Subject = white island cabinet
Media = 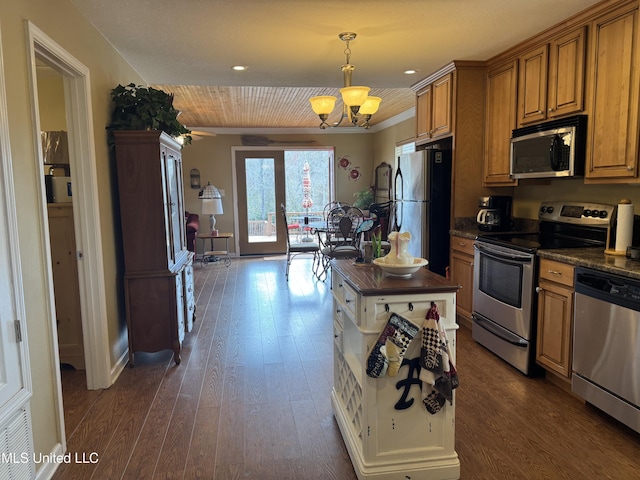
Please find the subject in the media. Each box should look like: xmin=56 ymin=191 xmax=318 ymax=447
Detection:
xmin=331 ymin=260 xmax=460 ymax=480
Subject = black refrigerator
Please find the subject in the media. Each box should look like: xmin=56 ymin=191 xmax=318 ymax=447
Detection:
xmin=393 ymin=148 xmax=452 ymax=277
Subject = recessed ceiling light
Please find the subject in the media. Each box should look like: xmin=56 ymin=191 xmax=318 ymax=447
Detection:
xmin=404 ymin=69 xmax=419 ymax=75
xmin=232 ymin=65 xmax=248 ymax=71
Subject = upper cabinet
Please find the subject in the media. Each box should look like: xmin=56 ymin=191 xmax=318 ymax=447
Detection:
xmin=548 ymin=27 xmax=587 ymax=119
xmin=585 ymin=3 xmax=640 ymax=182
xmin=415 ymin=72 xmax=453 ymax=143
xmin=518 ymin=27 xmax=586 ymax=126
xmin=484 ymin=60 xmax=518 ymax=186
xmin=412 ymin=61 xmax=496 ymax=220
xmin=517 ymin=45 xmax=548 ymax=125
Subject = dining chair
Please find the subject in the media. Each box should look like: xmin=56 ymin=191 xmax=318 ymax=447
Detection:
xmin=316 ymin=205 xmax=364 ymax=280
xmin=280 ymin=204 xmax=320 ymax=280
xmin=368 ymin=200 xmax=394 ymax=241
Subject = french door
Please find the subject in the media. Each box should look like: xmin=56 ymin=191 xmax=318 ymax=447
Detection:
xmin=235 ymin=150 xmax=287 ymax=255
xmin=234 ymin=147 xmax=335 ymax=256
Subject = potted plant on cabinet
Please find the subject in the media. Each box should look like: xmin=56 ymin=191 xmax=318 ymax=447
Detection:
xmin=106 ymin=83 xmax=191 ymax=146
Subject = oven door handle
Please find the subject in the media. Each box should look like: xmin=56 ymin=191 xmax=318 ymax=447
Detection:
xmin=472 ymin=314 xmax=528 ymax=347
xmin=474 ymin=243 xmax=533 ymax=264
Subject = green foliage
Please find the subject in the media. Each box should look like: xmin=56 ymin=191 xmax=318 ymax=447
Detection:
xmin=353 ymin=188 xmax=374 ymax=209
xmin=107 ymin=83 xmax=191 ymax=146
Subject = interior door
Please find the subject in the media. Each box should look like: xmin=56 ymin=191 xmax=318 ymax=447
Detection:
xmin=235 ymin=150 xmax=287 ymax=255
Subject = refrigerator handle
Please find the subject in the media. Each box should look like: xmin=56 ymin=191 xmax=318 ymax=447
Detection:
xmin=394 ymin=167 xmax=403 ymax=201
xmin=393 ymin=167 xmax=403 ymax=231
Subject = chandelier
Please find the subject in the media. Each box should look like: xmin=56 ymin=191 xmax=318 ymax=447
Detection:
xmin=309 ymin=32 xmax=382 ymax=129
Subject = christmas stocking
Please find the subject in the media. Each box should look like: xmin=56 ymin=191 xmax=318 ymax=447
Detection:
xmin=366 ymin=313 xmax=419 ymax=378
xmin=419 ymin=302 xmax=460 ymax=414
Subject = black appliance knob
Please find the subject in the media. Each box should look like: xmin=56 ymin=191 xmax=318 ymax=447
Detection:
xmin=584 ymin=209 xmax=592 ymax=217
xmin=599 ymin=211 xmax=608 ymax=218
xmin=591 ymin=210 xmax=600 ymax=217
xmin=540 ymin=206 xmax=547 ymax=214
xmin=546 ymin=206 xmax=554 ymax=214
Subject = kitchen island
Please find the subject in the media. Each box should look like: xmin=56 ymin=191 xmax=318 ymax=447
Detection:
xmin=330 ymin=260 xmax=461 ymax=480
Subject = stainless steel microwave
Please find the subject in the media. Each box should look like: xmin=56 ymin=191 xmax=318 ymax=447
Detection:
xmin=510 ymin=115 xmax=587 ymax=179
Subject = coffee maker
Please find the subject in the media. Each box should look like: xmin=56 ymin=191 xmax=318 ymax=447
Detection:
xmin=477 ymin=196 xmax=513 ymax=232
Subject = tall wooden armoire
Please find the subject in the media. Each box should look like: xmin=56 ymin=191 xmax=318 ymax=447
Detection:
xmin=113 ymin=130 xmax=194 ymax=366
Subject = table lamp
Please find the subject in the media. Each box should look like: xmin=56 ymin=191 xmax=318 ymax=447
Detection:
xmin=200 ymin=183 xmax=223 ymax=234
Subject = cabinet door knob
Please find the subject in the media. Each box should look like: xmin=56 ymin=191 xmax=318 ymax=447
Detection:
xmin=536 ymin=286 xmax=542 ymax=293
xmin=627 ymin=165 xmax=634 ymax=171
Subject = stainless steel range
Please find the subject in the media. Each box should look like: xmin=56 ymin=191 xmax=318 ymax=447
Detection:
xmin=472 ymin=201 xmax=616 ymax=375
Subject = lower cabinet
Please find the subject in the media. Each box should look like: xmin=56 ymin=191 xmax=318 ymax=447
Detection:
xmin=331 ymin=265 xmax=460 ymax=480
xmin=536 ymin=258 xmax=575 ymax=378
xmin=449 ymin=235 xmax=475 ymax=326
xmin=48 ymin=203 xmax=85 ymax=369
xmin=183 ymin=258 xmax=195 ymax=332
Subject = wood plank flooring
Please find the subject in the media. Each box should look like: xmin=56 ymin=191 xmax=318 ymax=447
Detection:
xmin=53 ymin=256 xmax=640 ymax=479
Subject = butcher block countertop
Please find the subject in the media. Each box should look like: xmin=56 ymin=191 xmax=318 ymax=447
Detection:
xmin=330 ymin=259 xmax=460 ymax=296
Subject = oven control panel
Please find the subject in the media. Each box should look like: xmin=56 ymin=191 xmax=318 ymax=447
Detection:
xmin=539 ymin=201 xmax=616 ymax=226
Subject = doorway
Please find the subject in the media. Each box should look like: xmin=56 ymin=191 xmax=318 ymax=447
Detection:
xmin=233 ymin=147 xmax=334 ymax=256
xmin=26 ymin=21 xmax=113 ymax=449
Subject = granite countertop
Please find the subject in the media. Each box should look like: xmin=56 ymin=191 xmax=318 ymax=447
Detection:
xmin=537 ymin=247 xmax=640 ymax=280
xmin=450 ymin=217 xmax=538 ymax=241
xmin=449 ymin=227 xmax=640 ymax=279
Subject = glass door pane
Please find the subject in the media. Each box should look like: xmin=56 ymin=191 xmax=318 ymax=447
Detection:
xmin=235 ymin=150 xmax=286 ymax=255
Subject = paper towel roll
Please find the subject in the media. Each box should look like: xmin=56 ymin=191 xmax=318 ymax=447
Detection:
xmin=615 ymin=200 xmax=634 ymax=252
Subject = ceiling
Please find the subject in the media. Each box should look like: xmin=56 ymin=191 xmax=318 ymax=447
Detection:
xmin=70 ymin=0 xmax=601 ymax=133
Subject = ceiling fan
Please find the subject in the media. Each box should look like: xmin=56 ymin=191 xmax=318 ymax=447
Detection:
xmin=189 ymin=129 xmax=217 ymax=141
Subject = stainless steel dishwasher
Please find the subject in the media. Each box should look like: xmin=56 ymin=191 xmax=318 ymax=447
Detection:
xmin=573 ymin=267 xmax=640 ymax=433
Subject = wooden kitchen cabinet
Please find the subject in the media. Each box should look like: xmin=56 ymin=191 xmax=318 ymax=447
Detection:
xmin=536 ymin=258 xmax=575 ymax=379
xmin=517 ymin=44 xmax=548 ymax=125
xmin=585 ymin=3 xmax=640 ymax=182
xmin=413 ymin=61 xmax=495 ymax=221
xmin=48 ymin=203 xmax=84 ymax=369
xmin=484 ymin=59 xmax=518 ymax=186
xmin=114 ymin=131 xmax=194 ymax=366
xmin=415 ymin=72 xmax=452 ymax=143
xmin=449 ymin=235 xmax=474 ymax=327
xmin=547 ymin=27 xmax=586 ymax=119
xmin=518 ymin=27 xmax=586 ymax=125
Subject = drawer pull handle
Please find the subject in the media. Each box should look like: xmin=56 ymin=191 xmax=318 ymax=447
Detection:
xmin=548 ymin=270 xmax=562 ymax=275
xmin=345 ymin=299 xmax=351 ymax=304
xmin=458 ymin=242 xmax=466 ymax=246
xmin=409 ymin=302 xmax=414 ymax=311
xmin=385 ymin=303 xmax=389 ymax=312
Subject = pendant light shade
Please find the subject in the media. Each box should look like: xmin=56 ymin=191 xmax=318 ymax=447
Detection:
xmin=339 ymin=86 xmax=370 ymax=107
xmin=359 ymin=96 xmax=382 ymax=115
xmin=309 ymin=96 xmax=337 ymax=115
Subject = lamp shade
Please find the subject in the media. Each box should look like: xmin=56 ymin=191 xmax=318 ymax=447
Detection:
xmin=201 ymin=198 xmax=223 ymax=215
xmin=309 ymin=96 xmax=337 ymax=115
xmin=200 ymin=182 xmax=222 ymax=200
xmin=359 ymin=96 xmax=382 ymax=115
xmin=339 ymin=86 xmax=370 ymax=106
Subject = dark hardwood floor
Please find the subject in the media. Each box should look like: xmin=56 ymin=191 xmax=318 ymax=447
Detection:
xmin=53 ymin=256 xmax=640 ymax=479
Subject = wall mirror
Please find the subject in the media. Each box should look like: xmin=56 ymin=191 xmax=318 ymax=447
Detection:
xmin=374 ymin=162 xmax=392 ymax=203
